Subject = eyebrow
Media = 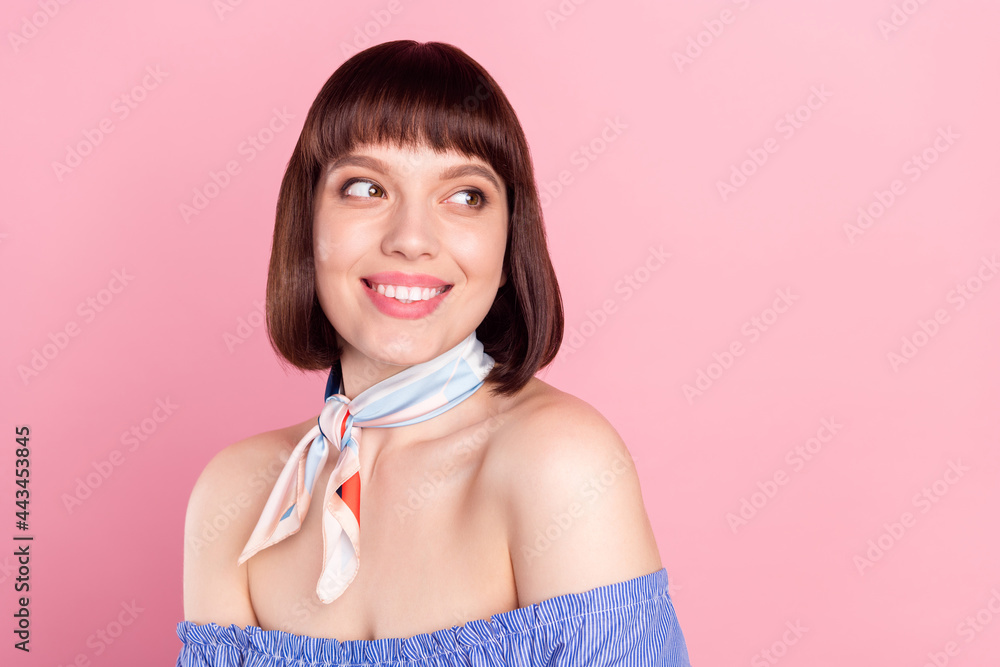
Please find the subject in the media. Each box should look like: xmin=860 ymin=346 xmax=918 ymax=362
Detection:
xmin=325 ymin=155 xmax=502 ymax=193
xmin=438 ymin=164 xmax=502 ymax=193
xmin=325 ymin=154 xmax=387 ymax=175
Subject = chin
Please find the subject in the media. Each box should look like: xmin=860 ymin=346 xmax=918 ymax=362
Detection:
xmin=355 ymin=329 xmax=448 ymax=367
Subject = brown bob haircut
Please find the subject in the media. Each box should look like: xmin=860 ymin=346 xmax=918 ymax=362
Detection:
xmin=266 ymin=40 xmax=563 ymax=396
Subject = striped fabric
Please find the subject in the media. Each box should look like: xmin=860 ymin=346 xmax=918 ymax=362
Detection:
xmin=175 ymin=567 xmax=691 ymax=666
xmin=237 ymin=332 xmax=494 ymax=604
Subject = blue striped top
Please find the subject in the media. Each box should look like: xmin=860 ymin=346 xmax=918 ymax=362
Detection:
xmin=175 ymin=567 xmax=690 ymax=666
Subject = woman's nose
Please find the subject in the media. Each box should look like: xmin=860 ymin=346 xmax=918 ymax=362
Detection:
xmin=380 ymin=199 xmax=439 ymax=260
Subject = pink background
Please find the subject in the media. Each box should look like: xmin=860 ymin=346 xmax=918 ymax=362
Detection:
xmin=3 ymin=0 xmax=999 ymax=665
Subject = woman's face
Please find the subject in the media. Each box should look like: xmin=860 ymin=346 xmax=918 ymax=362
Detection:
xmin=313 ymin=141 xmax=508 ymax=372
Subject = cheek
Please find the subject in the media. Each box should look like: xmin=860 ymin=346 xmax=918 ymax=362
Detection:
xmin=312 ymin=195 xmax=357 ymax=265
xmin=314 ymin=234 xmax=332 ymax=264
xmin=458 ymin=225 xmax=507 ymax=269
xmin=312 ymin=230 xmax=352 ymax=299
xmin=485 ymin=229 xmax=509 ymax=276
xmin=312 ymin=214 xmax=329 ymax=263
xmin=313 ymin=218 xmax=356 ymax=269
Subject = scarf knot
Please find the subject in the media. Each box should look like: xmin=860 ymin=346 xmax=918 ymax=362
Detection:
xmin=319 ymin=395 xmax=357 ymax=453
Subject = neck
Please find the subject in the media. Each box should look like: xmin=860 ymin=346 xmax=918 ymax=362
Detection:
xmin=328 ymin=332 xmax=497 ymax=459
xmin=338 ymin=357 xmax=499 ymax=467
xmin=333 ymin=332 xmax=484 ymax=400
xmin=337 ymin=347 xmax=408 ymax=400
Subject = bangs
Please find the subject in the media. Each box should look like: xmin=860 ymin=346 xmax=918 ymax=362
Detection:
xmin=302 ymin=41 xmax=523 ymax=190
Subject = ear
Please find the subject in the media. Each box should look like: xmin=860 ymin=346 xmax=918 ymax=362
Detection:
xmin=499 ymin=269 xmax=508 ymax=288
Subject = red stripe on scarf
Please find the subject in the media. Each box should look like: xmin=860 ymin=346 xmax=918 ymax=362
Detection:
xmin=340 ymin=412 xmax=361 ymax=526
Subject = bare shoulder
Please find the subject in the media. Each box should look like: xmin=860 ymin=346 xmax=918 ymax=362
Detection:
xmin=485 ymin=378 xmax=662 ymax=606
xmin=182 ymin=417 xmax=313 ymax=625
xmin=489 ymin=378 xmax=625 ymax=461
xmin=484 ymin=378 xmax=635 ymax=497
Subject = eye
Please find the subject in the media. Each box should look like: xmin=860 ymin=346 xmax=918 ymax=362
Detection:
xmin=446 ymin=190 xmax=487 ymax=207
xmin=342 ymin=179 xmax=385 ymax=199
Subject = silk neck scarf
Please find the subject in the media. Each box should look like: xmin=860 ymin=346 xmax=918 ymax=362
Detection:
xmin=238 ymin=332 xmax=495 ymax=603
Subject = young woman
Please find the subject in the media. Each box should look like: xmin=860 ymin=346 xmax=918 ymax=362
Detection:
xmin=177 ymin=40 xmax=690 ymax=666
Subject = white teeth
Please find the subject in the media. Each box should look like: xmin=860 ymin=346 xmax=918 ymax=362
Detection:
xmin=368 ymin=281 xmax=447 ymax=303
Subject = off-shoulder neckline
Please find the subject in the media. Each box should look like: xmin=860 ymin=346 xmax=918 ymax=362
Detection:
xmin=177 ymin=567 xmax=673 ymax=663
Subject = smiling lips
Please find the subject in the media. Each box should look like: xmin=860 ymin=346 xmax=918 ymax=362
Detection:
xmin=365 ymin=281 xmax=448 ymax=303
xmin=361 ymin=271 xmax=452 ymax=319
